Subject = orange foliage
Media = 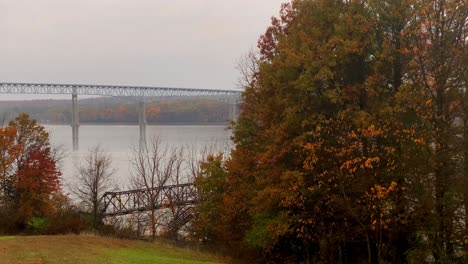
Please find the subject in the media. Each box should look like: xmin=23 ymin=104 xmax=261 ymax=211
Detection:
xmin=16 ymin=147 xmax=62 ymax=221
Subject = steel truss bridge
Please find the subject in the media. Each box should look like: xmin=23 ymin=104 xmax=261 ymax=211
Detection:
xmin=0 ymin=82 xmax=242 ymax=150
xmin=101 ymin=183 xmax=197 ymax=217
xmin=0 ymin=82 xmax=241 ymax=98
xmin=101 ymin=183 xmax=198 ymax=235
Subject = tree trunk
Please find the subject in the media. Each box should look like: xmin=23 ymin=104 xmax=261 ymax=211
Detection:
xmin=464 ymin=106 xmax=468 ymax=256
xmin=151 ymin=209 xmax=156 ymax=239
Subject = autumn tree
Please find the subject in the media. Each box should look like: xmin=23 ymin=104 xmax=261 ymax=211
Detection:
xmin=2 ymin=114 xmax=63 ymax=228
xmin=404 ymin=0 xmax=467 ymax=259
xmin=73 ymin=145 xmax=117 ymax=229
xmin=16 ymin=147 xmax=61 ymax=223
xmin=0 ymin=126 xmax=22 ymax=204
xmin=0 ymin=125 xmax=22 ymax=232
xmin=192 ymin=153 xmax=227 ymax=244
xmin=3 ymin=114 xmax=51 ymax=202
xmin=207 ymin=0 xmax=467 ymax=262
xmin=227 ymin=0 xmax=393 ymax=261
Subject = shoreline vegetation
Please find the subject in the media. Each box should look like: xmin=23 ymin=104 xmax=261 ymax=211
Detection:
xmin=0 ymin=113 xmax=232 ymax=263
xmin=39 ymin=122 xmax=229 ymax=126
xmin=0 ymin=97 xmax=232 ymax=125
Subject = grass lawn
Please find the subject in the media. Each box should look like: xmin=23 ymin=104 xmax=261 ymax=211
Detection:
xmin=0 ymin=235 xmax=226 ymax=264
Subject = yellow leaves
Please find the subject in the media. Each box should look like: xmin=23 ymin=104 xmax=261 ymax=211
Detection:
xmin=400 ymin=127 xmax=428 ymax=145
xmin=303 ymin=142 xmax=322 ymax=171
xmin=401 ymin=47 xmax=411 ymax=55
xmin=367 ymin=182 xmax=397 ymax=208
xmin=339 ymin=157 xmax=363 ymax=174
xmin=0 ymin=126 xmax=23 ymax=180
xmin=366 ymin=182 xmax=397 ymax=231
xmin=362 ymin=125 xmax=383 ymax=138
xmin=425 ymin=98 xmax=432 ymax=106
xmin=348 ymin=130 xmax=358 ymax=140
xmin=373 ymin=181 xmax=397 ymax=199
xmin=304 ymin=142 xmax=321 ymax=151
xmin=279 ymin=171 xmax=305 ymax=208
xmin=364 ymin=157 xmax=380 ymax=169
xmin=338 ymin=156 xmax=381 ymax=174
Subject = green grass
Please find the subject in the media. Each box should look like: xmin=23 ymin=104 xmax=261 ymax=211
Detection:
xmin=0 ymin=235 xmax=226 ymax=264
xmin=101 ymin=248 xmax=220 ymax=264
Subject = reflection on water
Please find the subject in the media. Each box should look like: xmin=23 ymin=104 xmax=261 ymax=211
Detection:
xmin=44 ymin=125 xmax=231 ymax=190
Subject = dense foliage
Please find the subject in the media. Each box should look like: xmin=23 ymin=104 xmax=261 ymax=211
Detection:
xmin=194 ymin=0 xmax=467 ymax=262
xmin=0 ymin=114 xmax=81 ymax=234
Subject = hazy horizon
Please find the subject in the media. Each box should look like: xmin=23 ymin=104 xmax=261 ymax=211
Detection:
xmin=0 ymin=0 xmax=284 ymax=100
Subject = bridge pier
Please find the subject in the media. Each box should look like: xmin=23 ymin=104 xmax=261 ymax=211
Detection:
xmin=71 ymin=92 xmax=80 ymax=151
xmin=228 ymin=99 xmax=239 ymax=122
xmin=138 ymin=100 xmax=147 ymax=148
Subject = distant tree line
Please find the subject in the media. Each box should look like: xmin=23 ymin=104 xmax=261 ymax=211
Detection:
xmin=0 ymin=98 xmax=231 ymax=125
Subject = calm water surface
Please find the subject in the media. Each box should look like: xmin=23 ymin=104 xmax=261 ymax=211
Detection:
xmin=44 ymin=125 xmax=231 ymax=190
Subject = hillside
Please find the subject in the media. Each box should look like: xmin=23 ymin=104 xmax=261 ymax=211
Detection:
xmin=0 ymin=97 xmax=231 ymax=125
xmin=0 ymin=235 xmax=226 ymax=264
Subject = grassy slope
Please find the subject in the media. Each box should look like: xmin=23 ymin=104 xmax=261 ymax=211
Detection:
xmin=0 ymin=235 xmax=226 ymax=264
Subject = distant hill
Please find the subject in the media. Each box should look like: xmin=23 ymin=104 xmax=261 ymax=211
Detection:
xmin=0 ymin=97 xmax=231 ymax=125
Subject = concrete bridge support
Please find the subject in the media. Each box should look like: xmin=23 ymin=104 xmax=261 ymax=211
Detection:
xmin=138 ymin=100 xmax=147 ymax=148
xmin=229 ymin=100 xmax=239 ymax=122
xmin=71 ymin=92 xmax=79 ymax=151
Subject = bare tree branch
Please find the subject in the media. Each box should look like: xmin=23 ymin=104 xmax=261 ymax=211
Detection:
xmin=73 ymin=144 xmax=117 ymax=229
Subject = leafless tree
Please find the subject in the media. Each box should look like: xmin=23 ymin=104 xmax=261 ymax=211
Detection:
xmin=236 ymin=49 xmax=259 ymax=88
xmin=128 ymin=140 xmax=231 ymax=240
xmin=186 ymin=144 xmax=208 ymax=183
xmin=130 ymin=137 xmax=181 ymax=239
xmin=1 ymin=112 xmax=10 ymax=127
xmin=186 ymin=141 xmax=231 ymax=182
xmin=73 ymin=144 xmax=116 ymax=229
xmin=163 ymin=147 xmax=187 ymax=240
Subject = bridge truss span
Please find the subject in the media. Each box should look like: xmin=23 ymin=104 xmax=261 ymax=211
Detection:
xmin=0 ymin=82 xmax=242 ymax=98
xmin=101 ymin=183 xmax=197 ymax=217
xmin=0 ymin=82 xmax=242 ymax=150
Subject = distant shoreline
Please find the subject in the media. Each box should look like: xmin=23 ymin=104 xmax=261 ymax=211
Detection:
xmin=40 ymin=122 xmax=229 ymax=126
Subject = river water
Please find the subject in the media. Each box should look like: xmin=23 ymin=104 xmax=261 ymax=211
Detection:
xmin=44 ymin=125 xmax=232 ymax=191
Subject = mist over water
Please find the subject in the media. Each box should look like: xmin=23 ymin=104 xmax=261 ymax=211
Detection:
xmin=44 ymin=125 xmax=232 ymax=191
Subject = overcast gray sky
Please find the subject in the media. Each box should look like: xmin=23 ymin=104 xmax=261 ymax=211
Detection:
xmin=0 ymin=0 xmax=284 ymax=100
